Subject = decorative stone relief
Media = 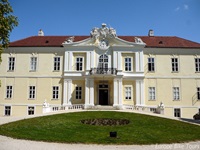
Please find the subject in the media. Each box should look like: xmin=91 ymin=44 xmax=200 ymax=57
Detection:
xmin=65 ymin=36 xmax=75 ymax=44
xmin=135 ymin=37 xmax=145 ymax=44
xmin=90 ymin=23 xmax=117 ymax=40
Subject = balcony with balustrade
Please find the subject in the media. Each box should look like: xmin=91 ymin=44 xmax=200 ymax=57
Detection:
xmin=89 ymin=68 xmax=117 ymax=75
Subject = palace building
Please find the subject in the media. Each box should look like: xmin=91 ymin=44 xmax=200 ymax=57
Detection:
xmin=0 ymin=24 xmax=200 ymax=119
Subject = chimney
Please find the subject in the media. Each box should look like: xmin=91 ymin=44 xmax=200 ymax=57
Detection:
xmin=148 ymin=29 xmax=154 ymax=37
xmin=38 ymin=29 xmax=44 ymax=36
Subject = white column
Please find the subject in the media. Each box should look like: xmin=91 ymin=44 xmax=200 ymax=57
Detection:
xmin=135 ymin=52 xmax=139 ymax=72
xmin=113 ymin=78 xmax=122 ymax=108
xmin=90 ymin=51 xmax=94 ymax=68
xmin=85 ymin=78 xmax=90 ymax=106
xmin=136 ymin=80 xmax=144 ymax=106
xmin=89 ymin=79 xmax=94 ymax=106
xmin=117 ymin=52 xmax=122 ymax=70
xmin=63 ymin=79 xmax=72 ymax=106
xmin=118 ymin=78 xmax=122 ymax=105
xmin=64 ymin=51 xmax=69 ymax=71
xmin=113 ymin=51 xmax=117 ymax=68
xmin=139 ymin=51 xmax=144 ymax=72
xmin=68 ymin=52 xmax=73 ymax=71
xmin=113 ymin=78 xmax=118 ymax=106
xmin=63 ymin=79 xmax=67 ymax=105
xmin=86 ymin=52 xmax=90 ymax=70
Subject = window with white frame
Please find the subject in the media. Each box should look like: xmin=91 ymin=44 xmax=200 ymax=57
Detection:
xmin=197 ymin=87 xmax=200 ymax=100
xmin=195 ymin=58 xmax=200 ymax=72
xmin=173 ymin=87 xmax=180 ymax=100
xmin=8 ymin=57 xmax=15 ymax=71
xmin=6 ymin=86 xmax=13 ymax=99
xmin=149 ymin=87 xmax=156 ymax=100
xmin=5 ymin=106 xmax=11 ymax=116
xmin=76 ymin=57 xmax=83 ymax=71
xmin=30 ymin=57 xmax=37 ymax=71
xmin=125 ymin=57 xmax=132 ymax=71
xmin=54 ymin=57 xmax=60 ymax=71
xmin=125 ymin=87 xmax=132 ymax=100
xmin=99 ymin=54 xmax=108 ymax=69
xmin=148 ymin=57 xmax=155 ymax=72
xmin=52 ymin=86 xmax=59 ymax=99
xmin=28 ymin=106 xmax=34 ymax=115
xmin=174 ymin=108 xmax=181 ymax=117
xmin=171 ymin=58 xmax=179 ymax=72
xmin=75 ymin=86 xmax=82 ymax=99
xmin=29 ymin=86 xmax=36 ymax=99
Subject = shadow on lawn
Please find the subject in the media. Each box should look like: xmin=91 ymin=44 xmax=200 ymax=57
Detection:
xmin=179 ymin=118 xmax=200 ymax=125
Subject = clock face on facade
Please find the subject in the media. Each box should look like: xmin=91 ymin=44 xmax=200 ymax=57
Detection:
xmin=98 ymin=39 xmax=109 ymax=50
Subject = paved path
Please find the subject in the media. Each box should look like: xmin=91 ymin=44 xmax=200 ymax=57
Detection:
xmin=0 ymin=110 xmax=200 ymax=150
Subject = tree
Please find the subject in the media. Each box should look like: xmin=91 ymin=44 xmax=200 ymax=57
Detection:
xmin=0 ymin=0 xmax=18 ymax=63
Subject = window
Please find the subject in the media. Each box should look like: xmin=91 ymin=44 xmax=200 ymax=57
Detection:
xmin=148 ymin=57 xmax=155 ymax=72
xmin=99 ymin=54 xmax=108 ymax=69
xmin=197 ymin=87 xmax=200 ymax=100
xmin=30 ymin=57 xmax=37 ymax=71
xmin=52 ymin=86 xmax=59 ymax=99
xmin=5 ymin=106 xmax=11 ymax=116
xmin=173 ymin=87 xmax=180 ymax=100
xmin=8 ymin=57 xmax=15 ymax=71
xmin=76 ymin=57 xmax=83 ymax=71
xmin=149 ymin=87 xmax=156 ymax=100
xmin=125 ymin=87 xmax=132 ymax=100
xmin=125 ymin=58 xmax=132 ymax=71
xmin=28 ymin=106 xmax=34 ymax=115
xmin=52 ymin=107 xmax=59 ymax=111
xmin=195 ymin=58 xmax=200 ymax=72
xmin=6 ymin=86 xmax=12 ymax=99
xmin=171 ymin=58 xmax=179 ymax=72
xmin=174 ymin=108 xmax=181 ymax=117
xmin=54 ymin=57 xmax=60 ymax=71
xmin=75 ymin=86 xmax=82 ymax=99
xmin=150 ymin=108 xmax=156 ymax=112
xmin=29 ymin=86 xmax=36 ymax=99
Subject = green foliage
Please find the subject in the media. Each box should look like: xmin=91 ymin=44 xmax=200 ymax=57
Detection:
xmin=0 ymin=0 xmax=18 ymax=62
xmin=0 ymin=111 xmax=200 ymax=144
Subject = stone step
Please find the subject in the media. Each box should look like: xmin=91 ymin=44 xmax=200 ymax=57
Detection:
xmin=87 ymin=105 xmax=118 ymax=110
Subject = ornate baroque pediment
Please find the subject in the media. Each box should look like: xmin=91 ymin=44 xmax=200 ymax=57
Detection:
xmin=90 ymin=23 xmax=117 ymax=50
xmin=90 ymin=23 xmax=117 ymax=40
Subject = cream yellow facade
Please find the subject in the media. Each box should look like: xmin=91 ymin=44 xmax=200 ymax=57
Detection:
xmin=0 ymin=24 xmax=200 ymax=119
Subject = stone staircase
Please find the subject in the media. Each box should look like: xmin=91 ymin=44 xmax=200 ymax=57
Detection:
xmin=87 ymin=105 xmax=118 ymax=110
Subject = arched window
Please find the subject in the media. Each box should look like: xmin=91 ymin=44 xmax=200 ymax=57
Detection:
xmin=98 ymin=54 xmax=108 ymax=69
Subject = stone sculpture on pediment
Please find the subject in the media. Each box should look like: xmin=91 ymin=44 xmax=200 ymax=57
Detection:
xmin=90 ymin=23 xmax=117 ymax=40
xmin=65 ymin=36 xmax=75 ymax=44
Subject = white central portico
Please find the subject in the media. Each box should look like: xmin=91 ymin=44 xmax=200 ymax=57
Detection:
xmin=62 ymin=23 xmax=145 ymax=109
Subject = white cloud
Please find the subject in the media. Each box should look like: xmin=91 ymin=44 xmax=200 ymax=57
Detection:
xmin=174 ymin=4 xmax=189 ymax=12
xmin=184 ymin=4 xmax=189 ymax=10
xmin=175 ymin=7 xmax=180 ymax=11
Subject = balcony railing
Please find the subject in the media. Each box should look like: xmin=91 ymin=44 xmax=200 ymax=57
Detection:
xmin=90 ymin=68 xmax=117 ymax=75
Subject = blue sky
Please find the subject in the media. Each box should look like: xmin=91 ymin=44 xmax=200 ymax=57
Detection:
xmin=9 ymin=0 xmax=200 ymax=43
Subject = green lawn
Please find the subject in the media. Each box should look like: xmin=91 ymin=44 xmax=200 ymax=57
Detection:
xmin=0 ymin=111 xmax=200 ymax=144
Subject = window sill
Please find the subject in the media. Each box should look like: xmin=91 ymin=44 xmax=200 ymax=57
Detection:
xmin=171 ymin=71 xmax=179 ymax=73
xmin=7 ymin=70 xmax=14 ymax=72
xmin=29 ymin=70 xmax=37 ymax=72
xmin=28 ymin=99 xmax=36 ymax=100
xmin=148 ymin=99 xmax=156 ymax=101
xmin=53 ymin=70 xmax=60 ymax=72
xmin=148 ymin=71 xmax=155 ymax=73
xmin=173 ymin=99 xmax=180 ymax=101
xmin=51 ymin=99 xmax=59 ymax=100
xmin=5 ymin=98 xmax=12 ymax=100
xmin=124 ymin=99 xmax=132 ymax=101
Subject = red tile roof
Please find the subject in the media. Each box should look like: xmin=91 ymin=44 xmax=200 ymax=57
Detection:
xmin=9 ymin=35 xmax=200 ymax=48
